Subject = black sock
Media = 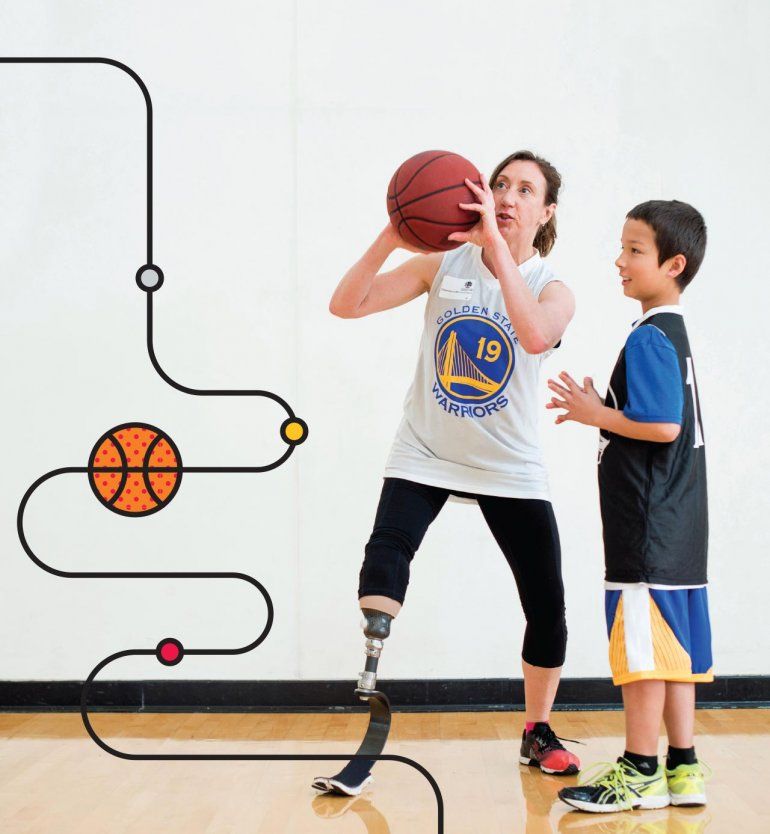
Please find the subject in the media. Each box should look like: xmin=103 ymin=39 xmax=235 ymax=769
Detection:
xmin=667 ymin=745 xmax=697 ymax=769
xmin=623 ymin=750 xmax=658 ymax=776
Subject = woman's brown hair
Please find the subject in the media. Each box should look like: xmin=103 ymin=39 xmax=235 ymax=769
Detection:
xmin=489 ymin=150 xmax=562 ymax=256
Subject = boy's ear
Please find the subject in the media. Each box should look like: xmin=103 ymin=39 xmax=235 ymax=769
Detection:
xmin=667 ymin=253 xmax=687 ymax=279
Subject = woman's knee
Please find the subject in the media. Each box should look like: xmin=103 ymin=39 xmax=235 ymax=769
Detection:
xmin=357 ymin=528 xmax=415 ymax=603
xmin=522 ymin=607 xmax=568 ymax=668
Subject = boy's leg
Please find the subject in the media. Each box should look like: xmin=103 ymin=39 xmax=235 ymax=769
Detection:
xmin=664 ymin=681 xmax=707 ymax=806
xmin=623 ymin=679 xmax=666 ymax=756
xmin=559 ymin=588 xmax=671 ymax=812
xmin=663 ymin=681 xmax=695 ymax=749
xmin=559 ymin=682 xmax=670 ymax=813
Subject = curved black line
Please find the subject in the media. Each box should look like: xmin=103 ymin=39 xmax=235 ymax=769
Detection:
xmin=142 ymin=432 xmax=168 ymax=505
xmin=146 ymin=293 xmax=296 ymax=416
xmin=6 ymin=56 xmax=443 ymax=831
xmin=396 ymin=216 xmax=478 ymax=228
xmin=397 ymin=218 xmax=444 ymax=253
xmin=0 ymin=58 xmax=297 ymax=418
xmin=386 ymin=152 xmax=453 ymax=200
xmin=388 ymin=180 xmax=483 ymax=216
xmin=81 ymin=656 xmax=443 ymax=833
xmin=0 ymin=57 xmax=153 ymax=263
xmin=19 ymin=467 xmax=444 ymax=830
xmin=107 ymin=433 xmax=130 ymax=506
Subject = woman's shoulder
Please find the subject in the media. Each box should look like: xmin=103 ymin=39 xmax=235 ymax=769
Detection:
xmin=526 ymin=254 xmax=568 ymax=298
xmin=441 ymin=243 xmax=479 ymax=272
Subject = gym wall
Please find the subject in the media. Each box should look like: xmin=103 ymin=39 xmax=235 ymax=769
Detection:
xmin=1 ymin=0 xmax=767 ymax=701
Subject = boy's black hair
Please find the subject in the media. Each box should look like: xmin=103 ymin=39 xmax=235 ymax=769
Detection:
xmin=626 ymin=200 xmax=707 ymax=291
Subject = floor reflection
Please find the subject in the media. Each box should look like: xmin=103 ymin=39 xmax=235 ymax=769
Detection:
xmin=312 ymin=792 xmax=392 ymax=833
xmin=516 ymin=762 xmax=711 ymax=834
xmin=557 ymin=805 xmax=711 ymax=833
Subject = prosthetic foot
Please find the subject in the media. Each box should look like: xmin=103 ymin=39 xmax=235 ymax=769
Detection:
xmin=312 ymin=609 xmax=394 ymax=796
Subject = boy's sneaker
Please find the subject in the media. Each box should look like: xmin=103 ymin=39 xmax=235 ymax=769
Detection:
xmin=666 ymin=761 xmax=709 ymax=806
xmin=558 ymin=758 xmax=670 ymax=813
xmin=519 ymin=722 xmax=581 ymax=775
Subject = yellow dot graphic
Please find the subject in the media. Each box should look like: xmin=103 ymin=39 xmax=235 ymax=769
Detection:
xmin=284 ymin=421 xmax=305 ymax=442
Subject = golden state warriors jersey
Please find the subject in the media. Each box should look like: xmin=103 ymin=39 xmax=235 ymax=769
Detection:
xmin=384 ymin=243 xmax=561 ymax=499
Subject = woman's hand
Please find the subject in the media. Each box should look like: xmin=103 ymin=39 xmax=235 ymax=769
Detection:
xmin=447 ymin=174 xmax=505 ymax=249
xmin=546 ymin=373 xmax=604 ymax=426
xmin=380 ymin=221 xmax=433 ymax=254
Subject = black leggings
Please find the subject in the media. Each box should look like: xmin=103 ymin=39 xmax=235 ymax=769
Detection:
xmin=358 ymin=477 xmax=567 ymax=668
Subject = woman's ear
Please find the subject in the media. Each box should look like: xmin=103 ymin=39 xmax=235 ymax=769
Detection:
xmin=541 ymin=203 xmax=556 ymax=225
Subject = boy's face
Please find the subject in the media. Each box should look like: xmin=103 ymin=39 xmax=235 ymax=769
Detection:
xmin=615 ymin=218 xmax=683 ymax=303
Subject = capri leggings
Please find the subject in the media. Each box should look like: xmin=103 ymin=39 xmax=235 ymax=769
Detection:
xmin=358 ymin=477 xmax=567 ymax=668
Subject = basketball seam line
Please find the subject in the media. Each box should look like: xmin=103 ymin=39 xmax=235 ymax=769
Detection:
xmin=387 ymin=151 xmax=454 ymax=199
xmin=392 ymin=158 xmax=447 ymax=251
xmin=397 ymin=217 xmax=443 ymax=252
xmin=395 ymin=216 xmax=477 ymax=228
xmin=388 ymin=180 xmax=483 ymax=216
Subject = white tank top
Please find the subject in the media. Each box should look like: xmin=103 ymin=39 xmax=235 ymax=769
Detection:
xmin=384 ymin=243 xmax=561 ymax=500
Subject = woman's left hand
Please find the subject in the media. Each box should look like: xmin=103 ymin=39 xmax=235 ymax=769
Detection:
xmin=448 ymin=174 xmax=505 ymax=249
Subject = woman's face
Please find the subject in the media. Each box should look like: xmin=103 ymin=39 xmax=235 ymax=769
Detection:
xmin=491 ymin=160 xmax=556 ymax=245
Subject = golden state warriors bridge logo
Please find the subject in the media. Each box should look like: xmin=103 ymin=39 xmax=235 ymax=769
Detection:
xmin=433 ymin=314 xmax=514 ymax=418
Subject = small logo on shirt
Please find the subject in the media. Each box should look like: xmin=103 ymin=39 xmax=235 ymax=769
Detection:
xmin=433 ymin=314 xmax=514 ymax=417
xmin=438 ymin=274 xmax=475 ymax=300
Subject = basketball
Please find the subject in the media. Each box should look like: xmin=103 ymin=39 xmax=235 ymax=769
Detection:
xmin=88 ymin=422 xmax=183 ymax=516
xmin=386 ymin=150 xmax=482 ymax=252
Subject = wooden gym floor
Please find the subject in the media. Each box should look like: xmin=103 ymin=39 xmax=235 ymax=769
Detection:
xmin=0 ymin=708 xmax=767 ymax=833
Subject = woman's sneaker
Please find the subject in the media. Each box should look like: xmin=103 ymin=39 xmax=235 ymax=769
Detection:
xmin=666 ymin=761 xmax=709 ymax=806
xmin=519 ymin=722 xmax=581 ymax=775
xmin=558 ymin=758 xmax=670 ymax=813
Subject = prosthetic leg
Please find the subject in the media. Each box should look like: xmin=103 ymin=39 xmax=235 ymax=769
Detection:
xmin=312 ymin=609 xmax=393 ymax=796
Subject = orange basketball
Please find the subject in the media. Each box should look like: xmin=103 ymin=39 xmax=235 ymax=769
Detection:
xmin=387 ymin=150 xmax=481 ymax=251
xmin=88 ymin=423 xmax=182 ymax=516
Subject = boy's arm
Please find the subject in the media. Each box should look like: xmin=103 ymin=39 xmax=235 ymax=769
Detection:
xmin=548 ymin=325 xmax=684 ymax=442
xmin=546 ymin=373 xmax=681 ymax=442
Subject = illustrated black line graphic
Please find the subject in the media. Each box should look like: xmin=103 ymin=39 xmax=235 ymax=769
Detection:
xmin=4 ymin=56 xmax=444 ymax=832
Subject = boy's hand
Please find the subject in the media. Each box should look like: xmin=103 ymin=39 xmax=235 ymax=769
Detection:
xmin=546 ymin=372 xmax=604 ymax=426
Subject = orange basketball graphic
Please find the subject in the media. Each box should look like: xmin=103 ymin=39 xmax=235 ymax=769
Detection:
xmin=88 ymin=423 xmax=183 ymax=516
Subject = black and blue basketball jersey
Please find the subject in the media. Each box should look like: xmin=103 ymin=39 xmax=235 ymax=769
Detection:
xmin=598 ymin=306 xmax=708 ymax=585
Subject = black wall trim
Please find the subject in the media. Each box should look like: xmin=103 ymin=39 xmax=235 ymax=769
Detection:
xmin=1 ymin=677 xmax=768 ymax=712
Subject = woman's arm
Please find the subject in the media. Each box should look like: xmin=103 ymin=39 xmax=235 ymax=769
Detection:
xmin=487 ymin=242 xmax=575 ymax=353
xmin=447 ymin=177 xmax=574 ymax=354
xmin=329 ymin=224 xmax=443 ymax=319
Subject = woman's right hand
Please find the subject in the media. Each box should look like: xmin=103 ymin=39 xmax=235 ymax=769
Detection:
xmin=380 ymin=222 xmax=433 ymax=254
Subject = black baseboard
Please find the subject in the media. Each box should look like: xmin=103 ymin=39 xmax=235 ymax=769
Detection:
xmin=0 ymin=676 xmax=768 ymax=712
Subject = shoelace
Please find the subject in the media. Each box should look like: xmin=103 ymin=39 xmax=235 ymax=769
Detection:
xmin=578 ymin=760 xmax=632 ymax=787
xmin=533 ymin=724 xmax=584 ymax=752
xmin=577 ymin=760 xmax=636 ymax=808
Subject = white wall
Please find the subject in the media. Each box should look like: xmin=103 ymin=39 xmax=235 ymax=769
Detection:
xmin=1 ymin=1 xmax=768 ymax=685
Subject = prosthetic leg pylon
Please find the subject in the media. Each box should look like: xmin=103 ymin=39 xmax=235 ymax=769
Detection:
xmin=312 ymin=609 xmax=394 ymax=796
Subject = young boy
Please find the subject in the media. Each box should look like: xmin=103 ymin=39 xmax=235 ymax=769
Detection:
xmin=548 ymin=200 xmax=711 ymax=813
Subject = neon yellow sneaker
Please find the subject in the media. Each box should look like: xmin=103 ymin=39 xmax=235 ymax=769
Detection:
xmin=558 ymin=758 xmax=670 ymax=813
xmin=666 ymin=761 xmax=709 ymax=806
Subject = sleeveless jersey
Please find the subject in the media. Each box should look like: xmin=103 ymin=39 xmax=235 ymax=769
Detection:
xmin=384 ymin=243 xmax=561 ymax=499
xmin=598 ymin=306 xmax=708 ymax=585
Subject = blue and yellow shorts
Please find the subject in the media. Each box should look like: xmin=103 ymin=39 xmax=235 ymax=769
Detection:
xmin=605 ymin=585 xmax=713 ymax=686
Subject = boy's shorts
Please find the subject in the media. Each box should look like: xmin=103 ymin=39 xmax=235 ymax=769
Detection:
xmin=605 ymin=585 xmax=713 ymax=686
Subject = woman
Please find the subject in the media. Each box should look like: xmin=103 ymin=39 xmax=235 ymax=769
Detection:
xmin=329 ymin=150 xmax=579 ymax=783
